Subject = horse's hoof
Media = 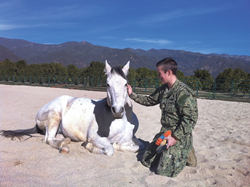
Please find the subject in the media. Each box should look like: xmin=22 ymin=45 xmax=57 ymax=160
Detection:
xmin=60 ymin=146 xmax=70 ymax=153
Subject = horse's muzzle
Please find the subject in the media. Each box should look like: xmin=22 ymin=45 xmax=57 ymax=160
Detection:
xmin=111 ymin=106 xmax=124 ymax=118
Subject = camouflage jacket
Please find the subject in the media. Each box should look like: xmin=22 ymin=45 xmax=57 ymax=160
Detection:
xmin=129 ymin=79 xmax=198 ymax=142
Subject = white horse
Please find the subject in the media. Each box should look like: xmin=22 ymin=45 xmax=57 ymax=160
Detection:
xmin=0 ymin=61 xmax=144 ymax=156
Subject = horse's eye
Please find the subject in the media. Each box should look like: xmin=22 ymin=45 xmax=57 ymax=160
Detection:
xmin=125 ymin=83 xmax=127 ymax=86
xmin=107 ymin=84 xmax=110 ymax=87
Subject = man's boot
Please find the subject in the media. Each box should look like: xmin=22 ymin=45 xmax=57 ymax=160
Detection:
xmin=186 ymin=147 xmax=197 ymax=167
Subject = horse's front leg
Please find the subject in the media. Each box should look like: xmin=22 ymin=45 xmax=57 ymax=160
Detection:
xmin=113 ymin=139 xmax=140 ymax=152
xmin=85 ymin=136 xmax=114 ymax=156
xmin=112 ymin=123 xmax=143 ymax=152
xmin=44 ymin=116 xmax=71 ymax=153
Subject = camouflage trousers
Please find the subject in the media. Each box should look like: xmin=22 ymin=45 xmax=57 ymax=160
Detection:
xmin=141 ymin=130 xmax=196 ymax=177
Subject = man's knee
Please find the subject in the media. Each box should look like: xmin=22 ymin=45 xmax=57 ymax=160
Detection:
xmin=155 ymin=160 xmax=186 ymax=177
xmin=155 ymin=152 xmax=187 ymax=177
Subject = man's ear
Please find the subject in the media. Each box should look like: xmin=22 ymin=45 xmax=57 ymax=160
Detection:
xmin=167 ymin=69 xmax=173 ymax=76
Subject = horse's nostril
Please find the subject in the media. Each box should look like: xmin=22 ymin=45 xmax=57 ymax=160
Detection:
xmin=111 ymin=106 xmax=124 ymax=115
xmin=120 ymin=107 xmax=124 ymax=113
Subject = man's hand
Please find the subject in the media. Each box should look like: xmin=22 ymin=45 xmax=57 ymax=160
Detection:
xmin=127 ymin=84 xmax=133 ymax=95
xmin=164 ymin=136 xmax=177 ymax=149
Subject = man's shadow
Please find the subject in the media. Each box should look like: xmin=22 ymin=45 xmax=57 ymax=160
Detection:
xmin=136 ymin=138 xmax=150 ymax=161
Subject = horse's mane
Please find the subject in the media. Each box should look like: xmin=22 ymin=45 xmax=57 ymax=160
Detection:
xmin=111 ymin=67 xmax=128 ymax=81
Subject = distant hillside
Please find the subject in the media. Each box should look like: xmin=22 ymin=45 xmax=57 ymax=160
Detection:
xmin=1 ymin=37 xmax=250 ymax=78
xmin=0 ymin=44 xmax=21 ymax=62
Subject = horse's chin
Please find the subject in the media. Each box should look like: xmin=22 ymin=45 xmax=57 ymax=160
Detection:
xmin=114 ymin=116 xmax=123 ymax=119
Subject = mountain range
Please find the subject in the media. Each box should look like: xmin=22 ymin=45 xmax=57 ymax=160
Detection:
xmin=0 ymin=37 xmax=250 ymax=78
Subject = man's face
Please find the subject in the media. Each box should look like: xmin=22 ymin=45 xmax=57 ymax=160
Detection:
xmin=157 ymin=65 xmax=170 ymax=85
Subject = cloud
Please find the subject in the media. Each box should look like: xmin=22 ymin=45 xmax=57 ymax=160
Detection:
xmin=0 ymin=24 xmax=30 ymax=30
xmin=0 ymin=23 xmax=76 ymax=31
xmin=32 ymin=4 xmax=102 ymax=20
xmin=0 ymin=1 xmax=104 ymax=28
xmin=141 ymin=7 xmax=225 ymax=25
xmin=124 ymin=38 xmax=172 ymax=45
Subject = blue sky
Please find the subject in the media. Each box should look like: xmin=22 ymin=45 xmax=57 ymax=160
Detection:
xmin=0 ymin=0 xmax=249 ymax=56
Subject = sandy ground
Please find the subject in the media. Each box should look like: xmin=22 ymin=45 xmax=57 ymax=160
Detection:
xmin=0 ymin=84 xmax=249 ymax=187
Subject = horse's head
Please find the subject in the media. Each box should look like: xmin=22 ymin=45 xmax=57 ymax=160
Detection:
xmin=105 ymin=60 xmax=132 ymax=119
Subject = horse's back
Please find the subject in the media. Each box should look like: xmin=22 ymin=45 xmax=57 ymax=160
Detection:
xmin=36 ymin=95 xmax=73 ymax=120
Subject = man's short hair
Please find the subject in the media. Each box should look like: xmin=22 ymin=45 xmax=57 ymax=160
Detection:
xmin=156 ymin=57 xmax=178 ymax=75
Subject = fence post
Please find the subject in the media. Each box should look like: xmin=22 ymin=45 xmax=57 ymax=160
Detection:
xmin=98 ymin=77 xmax=100 ymax=88
xmin=48 ymin=76 xmax=50 ymax=87
xmin=133 ymin=78 xmax=136 ymax=93
xmin=231 ymin=80 xmax=233 ymax=98
xmin=215 ymin=81 xmax=217 ymax=95
xmin=196 ymin=79 xmax=199 ymax=96
xmin=212 ymin=81 xmax=215 ymax=99
xmin=30 ymin=76 xmax=31 ymax=85
xmin=13 ymin=75 xmax=15 ymax=85
xmin=84 ymin=77 xmax=86 ymax=90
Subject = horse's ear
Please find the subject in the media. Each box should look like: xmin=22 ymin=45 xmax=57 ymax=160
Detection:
xmin=122 ymin=61 xmax=130 ymax=76
xmin=104 ymin=60 xmax=111 ymax=75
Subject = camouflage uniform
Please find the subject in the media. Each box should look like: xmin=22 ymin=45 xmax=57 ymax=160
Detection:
xmin=129 ymin=79 xmax=198 ymax=177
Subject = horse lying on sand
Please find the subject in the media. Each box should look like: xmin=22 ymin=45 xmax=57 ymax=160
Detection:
xmin=0 ymin=61 xmax=144 ymax=156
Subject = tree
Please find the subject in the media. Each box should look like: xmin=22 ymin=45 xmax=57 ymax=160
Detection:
xmin=1 ymin=59 xmax=16 ymax=75
xmin=177 ymin=70 xmax=185 ymax=80
xmin=26 ymin=64 xmax=42 ymax=75
xmin=193 ymin=69 xmax=213 ymax=90
xmin=127 ymin=67 xmax=136 ymax=85
xmin=80 ymin=61 xmax=106 ymax=86
xmin=184 ymin=75 xmax=202 ymax=91
xmin=67 ymin=64 xmax=79 ymax=77
xmin=49 ymin=63 xmax=67 ymax=84
xmin=0 ymin=60 xmax=7 ymax=75
xmin=15 ymin=60 xmax=27 ymax=75
xmin=135 ymin=67 xmax=156 ymax=87
xmin=215 ymin=68 xmax=249 ymax=94
xmin=194 ymin=69 xmax=213 ymax=80
xmin=81 ymin=61 xmax=105 ymax=77
xmin=67 ymin=64 xmax=80 ymax=85
xmin=50 ymin=63 xmax=67 ymax=76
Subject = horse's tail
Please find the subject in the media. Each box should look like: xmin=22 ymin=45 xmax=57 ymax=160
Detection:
xmin=0 ymin=125 xmax=42 ymax=140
